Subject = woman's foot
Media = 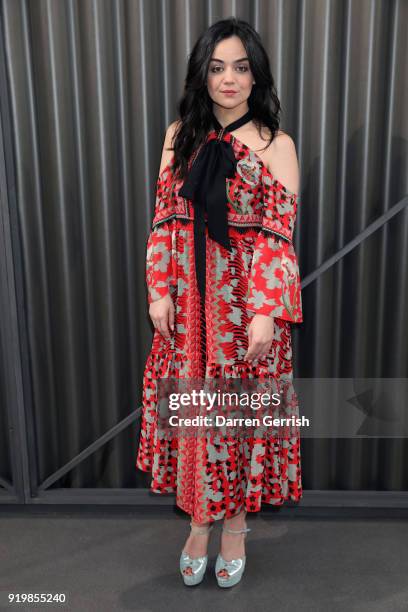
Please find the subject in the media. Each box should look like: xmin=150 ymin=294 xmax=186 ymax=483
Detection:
xmin=217 ymin=511 xmax=247 ymax=578
xmin=181 ymin=521 xmax=212 ymax=576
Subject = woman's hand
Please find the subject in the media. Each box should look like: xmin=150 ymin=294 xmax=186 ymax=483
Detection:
xmin=244 ymin=314 xmax=275 ymax=362
xmin=149 ymin=293 xmax=175 ymax=339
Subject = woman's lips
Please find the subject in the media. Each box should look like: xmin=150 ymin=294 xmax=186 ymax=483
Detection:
xmin=221 ymin=91 xmax=237 ymax=96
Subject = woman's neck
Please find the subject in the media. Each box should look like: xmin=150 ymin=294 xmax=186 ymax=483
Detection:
xmin=212 ymin=104 xmax=250 ymax=128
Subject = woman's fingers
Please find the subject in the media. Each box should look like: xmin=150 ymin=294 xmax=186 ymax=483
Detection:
xmin=156 ymin=315 xmax=171 ymax=338
xmin=244 ymin=339 xmax=271 ymax=362
xmin=149 ymin=294 xmax=174 ymax=339
xmin=168 ymin=301 xmax=175 ymax=332
xmin=244 ymin=314 xmax=274 ymax=361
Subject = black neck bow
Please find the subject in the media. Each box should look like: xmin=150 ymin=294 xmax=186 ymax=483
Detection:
xmin=178 ymin=108 xmax=254 ymax=301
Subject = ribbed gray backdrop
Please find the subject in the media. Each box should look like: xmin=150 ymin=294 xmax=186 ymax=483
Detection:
xmin=0 ymin=0 xmax=407 ymax=503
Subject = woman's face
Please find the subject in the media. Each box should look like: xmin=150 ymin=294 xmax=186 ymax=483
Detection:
xmin=207 ymin=35 xmax=255 ymax=110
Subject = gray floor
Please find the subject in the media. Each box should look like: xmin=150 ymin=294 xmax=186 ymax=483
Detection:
xmin=0 ymin=509 xmax=407 ymax=612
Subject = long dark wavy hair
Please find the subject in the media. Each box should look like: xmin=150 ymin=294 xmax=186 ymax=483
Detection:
xmin=169 ymin=17 xmax=281 ymax=181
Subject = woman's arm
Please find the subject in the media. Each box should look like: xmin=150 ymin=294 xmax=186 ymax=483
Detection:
xmin=158 ymin=120 xmax=180 ymax=175
xmin=145 ymin=121 xmax=179 ymax=304
xmin=266 ymin=132 xmax=300 ymax=195
xmin=244 ymin=134 xmax=303 ymax=361
xmin=245 ymin=133 xmax=303 ymax=323
xmin=146 ymin=122 xmax=180 ymax=338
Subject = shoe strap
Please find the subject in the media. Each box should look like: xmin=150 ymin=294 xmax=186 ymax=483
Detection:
xmin=222 ymin=525 xmax=251 ymax=534
xmin=190 ymin=521 xmax=214 ymax=535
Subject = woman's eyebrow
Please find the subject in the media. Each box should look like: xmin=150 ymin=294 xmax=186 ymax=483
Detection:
xmin=209 ymin=57 xmax=249 ymax=63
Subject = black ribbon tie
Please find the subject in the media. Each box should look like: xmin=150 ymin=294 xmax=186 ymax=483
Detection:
xmin=178 ymin=107 xmax=254 ymax=301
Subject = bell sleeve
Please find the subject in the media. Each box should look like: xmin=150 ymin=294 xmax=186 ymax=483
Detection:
xmin=145 ymin=163 xmax=177 ymax=304
xmin=246 ymin=166 xmax=303 ymax=323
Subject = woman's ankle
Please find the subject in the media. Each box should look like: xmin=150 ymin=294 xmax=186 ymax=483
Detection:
xmin=191 ymin=520 xmax=210 ymax=527
xmin=224 ymin=510 xmax=247 ymax=528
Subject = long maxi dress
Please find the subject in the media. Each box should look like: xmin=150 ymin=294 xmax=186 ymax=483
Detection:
xmin=136 ymin=128 xmax=304 ymax=523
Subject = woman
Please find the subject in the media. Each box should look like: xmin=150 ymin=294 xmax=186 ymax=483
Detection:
xmin=136 ymin=17 xmax=303 ymax=588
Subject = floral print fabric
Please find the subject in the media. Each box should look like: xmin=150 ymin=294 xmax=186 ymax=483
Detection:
xmin=136 ymin=130 xmax=303 ymax=522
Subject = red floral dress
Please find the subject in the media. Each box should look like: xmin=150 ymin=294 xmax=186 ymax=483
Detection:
xmin=136 ymin=129 xmax=303 ymax=523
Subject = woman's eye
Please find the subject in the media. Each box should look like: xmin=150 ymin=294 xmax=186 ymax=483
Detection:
xmin=210 ymin=65 xmax=249 ymax=73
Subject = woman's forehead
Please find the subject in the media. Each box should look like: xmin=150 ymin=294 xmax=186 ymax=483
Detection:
xmin=212 ymin=36 xmax=247 ymax=59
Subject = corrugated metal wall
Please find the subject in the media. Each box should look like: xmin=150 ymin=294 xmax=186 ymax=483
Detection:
xmin=0 ymin=0 xmax=407 ymax=503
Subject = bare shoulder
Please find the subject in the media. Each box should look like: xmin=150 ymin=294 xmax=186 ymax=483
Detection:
xmin=263 ymin=128 xmax=299 ymax=195
xmin=159 ymin=120 xmax=181 ymax=175
xmin=165 ymin=119 xmax=181 ymax=145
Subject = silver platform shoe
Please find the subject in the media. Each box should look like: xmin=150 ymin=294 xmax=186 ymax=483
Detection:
xmin=180 ymin=521 xmax=214 ymax=586
xmin=215 ymin=523 xmax=251 ymax=588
